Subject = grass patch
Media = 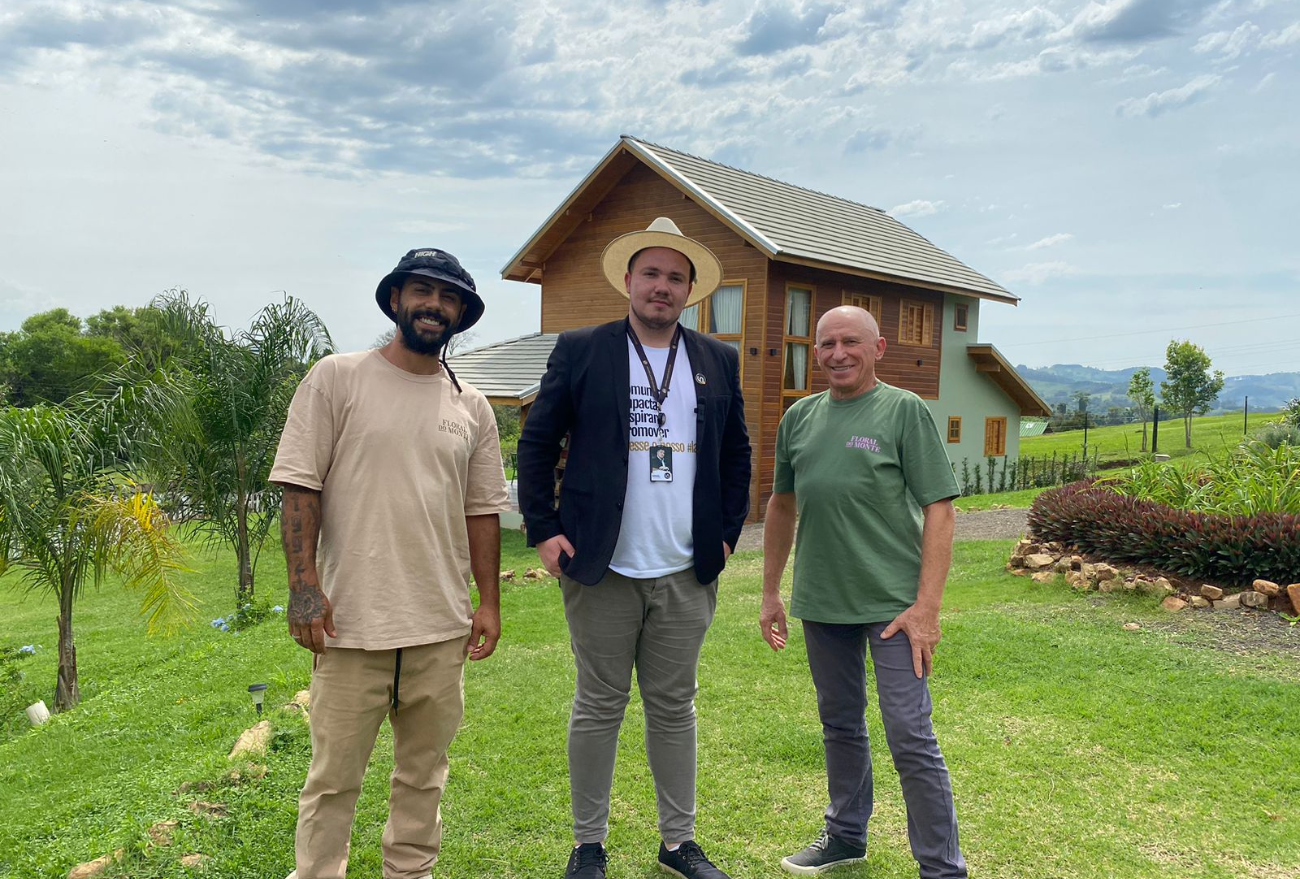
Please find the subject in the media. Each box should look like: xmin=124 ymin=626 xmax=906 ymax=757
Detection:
xmin=953 ymin=487 xmax=1045 ymax=511
xmin=1022 ymin=411 xmax=1277 ymax=468
xmin=2 ymin=536 xmax=1297 ymax=878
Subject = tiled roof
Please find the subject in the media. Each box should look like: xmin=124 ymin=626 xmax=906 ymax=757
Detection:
xmin=447 ymin=333 xmax=558 ymax=404
xmin=627 ymin=137 xmax=1015 ymax=303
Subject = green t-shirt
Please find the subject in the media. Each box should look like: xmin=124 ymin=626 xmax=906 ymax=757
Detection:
xmin=773 ymin=382 xmax=960 ymax=624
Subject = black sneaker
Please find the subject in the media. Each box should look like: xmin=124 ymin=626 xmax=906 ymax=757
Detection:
xmin=565 ymin=843 xmax=607 ymax=879
xmin=780 ymin=831 xmax=866 ymax=875
xmin=658 ymin=840 xmax=731 ymax=879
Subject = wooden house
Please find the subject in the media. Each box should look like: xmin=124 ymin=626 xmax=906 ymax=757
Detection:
xmin=461 ymin=136 xmax=1049 ymax=521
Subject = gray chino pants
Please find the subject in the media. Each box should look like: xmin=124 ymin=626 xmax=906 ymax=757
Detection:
xmin=560 ymin=568 xmax=717 ymax=844
xmin=803 ymin=620 xmax=967 ymax=879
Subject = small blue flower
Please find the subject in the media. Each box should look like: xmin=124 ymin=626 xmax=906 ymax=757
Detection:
xmin=211 ymin=617 xmax=225 ymax=628
xmin=19 ymin=645 xmax=36 ymax=655
xmin=272 ymin=605 xmax=284 ymax=614
xmin=219 ymin=623 xmax=230 ymax=632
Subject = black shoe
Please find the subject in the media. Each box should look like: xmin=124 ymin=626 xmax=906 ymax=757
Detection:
xmin=658 ymin=840 xmax=731 ymax=879
xmin=780 ymin=831 xmax=866 ymax=875
xmin=566 ymin=843 xmax=607 ymax=879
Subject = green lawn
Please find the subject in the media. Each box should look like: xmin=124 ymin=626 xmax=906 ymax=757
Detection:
xmin=1 ymin=534 xmax=1297 ymax=878
xmin=1021 ymin=411 xmax=1278 ymax=468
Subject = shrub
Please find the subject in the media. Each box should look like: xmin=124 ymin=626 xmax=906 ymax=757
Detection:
xmin=1102 ymin=441 xmax=1300 ymax=516
xmin=1027 ymin=480 xmax=1300 ymax=586
xmin=1252 ymin=420 xmax=1300 ymax=450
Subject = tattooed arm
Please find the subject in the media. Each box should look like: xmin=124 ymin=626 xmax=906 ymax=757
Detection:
xmin=281 ymin=484 xmax=335 ymax=653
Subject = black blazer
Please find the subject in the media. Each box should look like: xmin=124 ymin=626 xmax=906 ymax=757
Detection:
xmin=517 ymin=318 xmax=751 ymax=586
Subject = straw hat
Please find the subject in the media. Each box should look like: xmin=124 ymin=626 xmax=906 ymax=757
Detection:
xmin=600 ymin=217 xmax=722 ymax=307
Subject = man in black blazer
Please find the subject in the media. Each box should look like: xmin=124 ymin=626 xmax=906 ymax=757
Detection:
xmin=517 ymin=217 xmax=750 ymax=879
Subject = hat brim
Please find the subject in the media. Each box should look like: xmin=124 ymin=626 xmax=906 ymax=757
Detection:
xmin=600 ymin=230 xmax=722 ymax=306
xmin=376 ymin=269 xmax=485 ymax=333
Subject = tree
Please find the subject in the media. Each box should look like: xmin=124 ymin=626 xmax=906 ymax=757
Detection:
xmin=1072 ymin=390 xmax=1091 ymax=414
xmin=85 ymin=305 xmax=185 ymax=372
xmin=150 ymin=291 xmax=333 ymax=608
xmin=1 ymin=309 xmax=126 ymax=406
xmin=1127 ymin=367 xmax=1155 ymax=452
xmin=1161 ymin=340 xmax=1225 ymax=448
xmin=0 ymin=392 xmax=194 ymax=711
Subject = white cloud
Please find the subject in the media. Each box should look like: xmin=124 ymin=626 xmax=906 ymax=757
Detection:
xmin=1002 ymin=262 xmax=1081 ymax=284
xmin=1253 ymin=71 xmax=1275 ymax=92
xmin=1163 ymin=202 xmax=1183 ymax=210
xmin=889 ymin=199 xmax=946 ymax=218
xmin=1026 ymin=233 xmax=1074 ymax=250
xmin=1260 ymin=21 xmax=1300 ymax=48
xmin=1193 ymin=22 xmax=1260 ymax=59
xmin=1116 ymin=74 xmax=1221 ymax=117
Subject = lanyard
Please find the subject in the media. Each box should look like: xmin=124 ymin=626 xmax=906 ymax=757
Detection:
xmin=627 ymin=323 xmax=681 ymax=432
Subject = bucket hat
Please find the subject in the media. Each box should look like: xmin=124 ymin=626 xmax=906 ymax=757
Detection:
xmin=375 ymin=248 xmax=484 ymax=332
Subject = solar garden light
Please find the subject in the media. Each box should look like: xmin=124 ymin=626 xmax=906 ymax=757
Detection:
xmin=248 ymin=683 xmax=268 ymax=715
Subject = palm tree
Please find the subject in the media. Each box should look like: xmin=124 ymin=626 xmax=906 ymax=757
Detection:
xmin=149 ymin=291 xmax=333 ymax=608
xmin=0 ymin=397 xmax=194 ymax=711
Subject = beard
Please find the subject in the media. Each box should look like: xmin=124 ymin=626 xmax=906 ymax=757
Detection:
xmin=397 ymin=309 xmax=453 ymax=356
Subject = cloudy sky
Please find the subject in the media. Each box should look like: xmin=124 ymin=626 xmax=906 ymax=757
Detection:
xmin=1 ymin=0 xmax=1296 ymax=375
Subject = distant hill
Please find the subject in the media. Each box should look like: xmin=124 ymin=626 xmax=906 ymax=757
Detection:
xmin=1016 ymin=364 xmax=1300 ymax=414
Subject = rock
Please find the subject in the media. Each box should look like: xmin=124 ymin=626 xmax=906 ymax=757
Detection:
xmin=1042 ymin=541 xmax=1065 ymax=555
xmin=1080 ymin=563 xmax=1096 ymax=579
xmin=1052 ymin=560 xmax=1070 ymax=573
xmin=1216 ymin=593 xmax=1242 ymax=610
xmin=1094 ymin=564 xmax=1119 ymax=582
xmin=1240 ymin=591 xmax=1269 ymax=608
xmin=180 ymin=854 xmax=211 ymax=870
xmin=1121 ymin=579 xmax=1137 ymax=592
xmin=1190 ymin=597 xmax=1211 ymax=609
xmin=229 ymin=720 xmax=272 ymax=759
xmin=1031 ymin=571 xmax=1056 ymax=584
xmin=1097 ymin=580 xmax=1116 ymax=594
xmin=1069 ymin=555 xmax=1084 ymax=571
xmin=1122 ymin=622 xmax=1142 ymax=631
xmin=1023 ymin=553 xmax=1055 ymax=571
xmin=147 ymin=820 xmax=178 ymax=847
xmin=1161 ymin=596 xmax=1188 ymax=612
xmin=1200 ymin=584 xmax=1224 ymax=600
xmin=500 ymin=569 xmax=515 ymax=581
xmin=1253 ymin=579 xmax=1280 ymax=597
xmin=1288 ymin=584 xmax=1300 ymax=615
xmin=188 ymin=801 xmax=227 ymax=819
xmin=67 ymin=852 xmax=123 ymax=879
xmin=1065 ymin=571 xmax=1089 ymax=590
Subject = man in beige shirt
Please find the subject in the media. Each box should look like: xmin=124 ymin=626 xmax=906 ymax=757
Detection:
xmin=271 ymin=248 xmax=510 ymax=879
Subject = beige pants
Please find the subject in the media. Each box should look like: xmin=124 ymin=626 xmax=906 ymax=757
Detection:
xmin=295 ymin=639 xmax=467 ymax=879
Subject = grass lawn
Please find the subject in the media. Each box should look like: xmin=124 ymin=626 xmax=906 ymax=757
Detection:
xmin=952 ymin=488 xmax=1044 ymax=511
xmin=1021 ymin=412 xmax=1278 ymax=469
xmin=1 ymin=532 xmax=1297 ymax=878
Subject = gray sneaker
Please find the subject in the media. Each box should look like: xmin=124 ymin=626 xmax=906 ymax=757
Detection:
xmin=780 ymin=831 xmax=866 ymax=875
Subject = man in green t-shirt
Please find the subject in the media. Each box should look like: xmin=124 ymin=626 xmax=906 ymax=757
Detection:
xmin=760 ymin=305 xmax=966 ymax=878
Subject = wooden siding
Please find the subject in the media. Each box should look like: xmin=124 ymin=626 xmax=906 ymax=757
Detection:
xmin=538 ymin=163 xmax=769 ymax=521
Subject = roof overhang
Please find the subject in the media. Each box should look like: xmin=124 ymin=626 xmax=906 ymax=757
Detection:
xmin=966 ymin=344 xmax=1052 ymax=417
xmin=774 ymin=253 xmax=1020 ymax=306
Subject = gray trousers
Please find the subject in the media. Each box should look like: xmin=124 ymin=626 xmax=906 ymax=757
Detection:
xmin=803 ymin=620 xmax=967 ymax=879
xmin=560 ymin=568 xmax=717 ymax=844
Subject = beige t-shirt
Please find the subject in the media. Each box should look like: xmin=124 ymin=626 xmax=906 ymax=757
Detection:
xmin=270 ymin=350 xmax=510 ymax=650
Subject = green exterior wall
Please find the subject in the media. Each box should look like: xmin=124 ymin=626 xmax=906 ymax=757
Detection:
xmin=924 ymin=295 xmax=1023 ymax=485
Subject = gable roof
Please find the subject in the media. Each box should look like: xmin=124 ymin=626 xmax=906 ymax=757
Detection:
xmin=446 ymin=332 xmax=559 ymax=406
xmin=502 ymin=135 xmax=1017 ymax=305
xmin=967 ymin=344 xmax=1052 ymax=417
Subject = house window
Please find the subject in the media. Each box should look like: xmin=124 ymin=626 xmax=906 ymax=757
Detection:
xmin=782 ymin=285 xmax=813 ymax=412
xmin=954 ymin=303 xmax=968 ymax=332
xmin=984 ymin=417 xmax=1007 ymax=457
xmin=899 ymin=300 xmax=935 ymax=347
xmin=679 ymin=282 xmax=746 ymax=376
xmin=947 ymin=417 xmax=962 ymax=443
xmin=842 ymin=292 xmax=882 ymax=325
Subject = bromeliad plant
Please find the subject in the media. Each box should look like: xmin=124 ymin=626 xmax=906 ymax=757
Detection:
xmin=0 ymin=397 xmax=194 ymax=711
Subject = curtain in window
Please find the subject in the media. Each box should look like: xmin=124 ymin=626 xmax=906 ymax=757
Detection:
xmin=786 ymin=288 xmax=811 ymax=336
xmin=678 ymin=303 xmax=700 ymax=330
xmin=784 ymin=342 xmax=808 ymax=390
xmin=710 ymin=285 xmax=743 ymax=334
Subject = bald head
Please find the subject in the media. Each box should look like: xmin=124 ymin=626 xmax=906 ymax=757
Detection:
xmin=814 ymin=305 xmax=886 ymax=400
xmin=816 ymin=306 xmax=880 ymax=344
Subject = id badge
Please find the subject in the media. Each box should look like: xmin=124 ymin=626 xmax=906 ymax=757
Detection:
xmin=649 ymin=445 xmax=674 ymax=482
